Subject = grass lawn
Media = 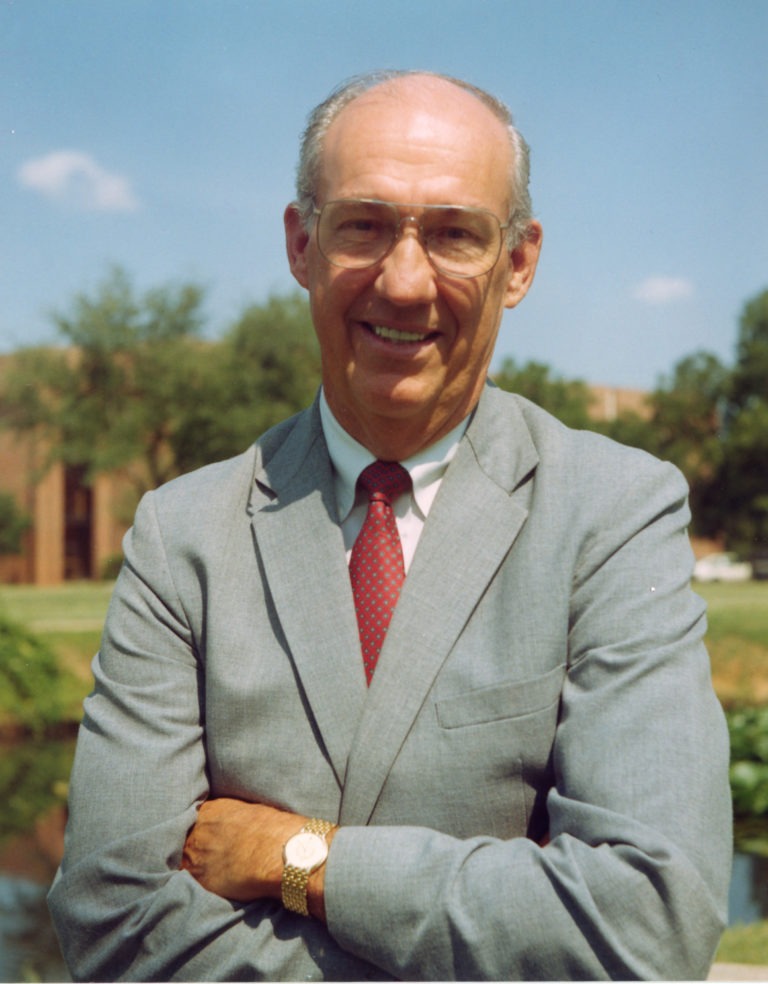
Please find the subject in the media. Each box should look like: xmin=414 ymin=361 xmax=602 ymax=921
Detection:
xmin=695 ymin=581 xmax=768 ymax=708
xmin=1 ymin=580 xmax=114 ymax=634
xmin=0 ymin=581 xmax=112 ymax=722
xmin=717 ymin=920 xmax=768 ymax=965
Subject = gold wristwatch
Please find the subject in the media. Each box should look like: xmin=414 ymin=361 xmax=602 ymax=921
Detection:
xmin=281 ymin=818 xmax=336 ymax=916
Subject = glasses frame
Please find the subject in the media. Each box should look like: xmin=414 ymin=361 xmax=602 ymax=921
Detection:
xmin=311 ymin=198 xmax=511 ymax=280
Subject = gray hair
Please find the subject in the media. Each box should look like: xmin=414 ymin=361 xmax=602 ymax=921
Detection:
xmin=294 ymin=70 xmax=534 ymax=248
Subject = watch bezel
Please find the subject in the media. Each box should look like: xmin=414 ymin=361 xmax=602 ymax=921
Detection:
xmin=283 ymin=830 xmax=329 ymax=872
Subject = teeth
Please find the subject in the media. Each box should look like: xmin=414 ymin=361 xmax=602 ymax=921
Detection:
xmin=371 ymin=324 xmax=428 ymax=342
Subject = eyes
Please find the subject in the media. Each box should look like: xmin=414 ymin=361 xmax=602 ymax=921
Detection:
xmin=314 ymin=198 xmax=506 ymax=278
xmin=335 ymin=215 xmax=387 ymax=240
xmin=332 ymin=211 xmax=485 ymax=248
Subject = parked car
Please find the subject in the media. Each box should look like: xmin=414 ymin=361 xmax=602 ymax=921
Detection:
xmin=693 ymin=552 xmax=753 ymax=583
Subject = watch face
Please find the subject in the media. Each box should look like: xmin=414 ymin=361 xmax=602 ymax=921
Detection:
xmin=283 ymin=831 xmax=328 ymax=870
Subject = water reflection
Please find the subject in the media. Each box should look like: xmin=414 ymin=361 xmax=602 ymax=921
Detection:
xmin=729 ymin=851 xmax=768 ymax=926
xmin=0 ymin=875 xmax=69 ymax=982
xmin=0 ymin=738 xmax=73 ymax=982
xmin=0 ymin=739 xmax=766 ymax=982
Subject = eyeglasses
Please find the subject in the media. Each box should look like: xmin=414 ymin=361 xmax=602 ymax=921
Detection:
xmin=312 ymin=199 xmax=509 ymax=279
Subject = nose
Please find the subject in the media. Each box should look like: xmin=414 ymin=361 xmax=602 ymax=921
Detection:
xmin=374 ymin=223 xmax=438 ymax=306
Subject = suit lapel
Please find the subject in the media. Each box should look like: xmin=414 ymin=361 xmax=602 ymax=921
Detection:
xmin=339 ymin=386 xmax=539 ymax=824
xmin=248 ymin=402 xmax=366 ymax=790
xmin=249 ymin=388 xmax=539 ymax=819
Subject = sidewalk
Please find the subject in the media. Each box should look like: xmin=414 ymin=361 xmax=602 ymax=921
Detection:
xmin=709 ymin=963 xmax=768 ymax=981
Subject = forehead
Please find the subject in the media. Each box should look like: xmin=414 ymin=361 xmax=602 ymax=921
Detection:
xmin=318 ymin=77 xmax=512 ymax=211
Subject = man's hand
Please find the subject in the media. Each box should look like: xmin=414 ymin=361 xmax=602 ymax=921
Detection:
xmin=181 ymin=799 xmax=333 ymax=920
xmin=182 ymin=799 xmax=304 ymax=902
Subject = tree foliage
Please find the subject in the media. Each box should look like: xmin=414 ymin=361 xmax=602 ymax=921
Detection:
xmin=0 ymin=612 xmax=70 ymax=735
xmin=1 ymin=267 xmax=209 ymax=496
xmin=171 ymin=292 xmax=320 ymax=474
xmin=493 ymin=358 xmax=594 ymax=429
xmin=0 ymin=492 xmax=30 ymax=556
xmin=645 ymin=351 xmax=730 ymax=538
xmin=719 ymin=290 xmax=768 ymax=553
xmin=0 ymin=269 xmax=321 ymax=507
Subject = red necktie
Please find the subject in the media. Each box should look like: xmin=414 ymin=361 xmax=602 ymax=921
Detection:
xmin=349 ymin=460 xmax=412 ymax=684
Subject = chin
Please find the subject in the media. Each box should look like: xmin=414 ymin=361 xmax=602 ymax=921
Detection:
xmin=356 ymin=378 xmax=440 ymax=419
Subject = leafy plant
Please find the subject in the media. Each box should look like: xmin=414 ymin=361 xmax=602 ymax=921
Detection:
xmin=0 ymin=738 xmax=74 ymax=839
xmin=0 ymin=612 xmax=75 ymax=736
xmin=728 ymin=707 xmax=768 ymax=854
xmin=0 ymin=491 xmax=30 ymax=556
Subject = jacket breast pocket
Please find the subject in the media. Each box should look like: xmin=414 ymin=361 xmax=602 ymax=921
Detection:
xmin=422 ymin=664 xmax=566 ymax=839
xmin=434 ymin=663 xmax=566 ymax=730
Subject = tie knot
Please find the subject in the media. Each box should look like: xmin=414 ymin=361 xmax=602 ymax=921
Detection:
xmin=357 ymin=460 xmax=411 ymax=504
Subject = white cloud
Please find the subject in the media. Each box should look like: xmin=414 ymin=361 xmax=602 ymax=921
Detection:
xmin=17 ymin=150 xmax=140 ymax=212
xmin=631 ymin=276 xmax=695 ymax=305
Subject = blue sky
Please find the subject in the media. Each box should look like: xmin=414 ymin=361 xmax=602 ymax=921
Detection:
xmin=2 ymin=0 xmax=766 ymax=389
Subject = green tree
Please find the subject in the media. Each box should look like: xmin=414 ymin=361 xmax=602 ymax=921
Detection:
xmin=0 ymin=275 xmax=322 ymax=502
xmin=731 ymin=290 xmax=768 ymax=410
xmin=650 ymin=352 xmax=729 ymax=478
xmin=721 ymin=289 xmax=768 ymax=553
xmin=594 ymin=410 xmax=657 ymax=456
xmin=171 ymin=291 xmax=321 ymax=474
xmin=0 ymin=492 xmax=30 ymax=555
xmin=1 ymin=267 xmax=209 ymax=499
xmin=648 ymin=351 xmax=730 ymax=538
xmin=492 ymin=358 xmax=593 ymax=429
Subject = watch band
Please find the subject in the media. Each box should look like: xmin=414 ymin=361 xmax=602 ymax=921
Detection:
xmin=281 ymin=818 xmax=336 ymax=916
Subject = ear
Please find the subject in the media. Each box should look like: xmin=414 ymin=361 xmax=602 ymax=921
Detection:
xmin=284 ymin=204 xmax=312 ymax=289
xmin=503 ymin=220 xmax=543 ymax=309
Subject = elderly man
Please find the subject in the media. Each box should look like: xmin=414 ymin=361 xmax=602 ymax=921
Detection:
xmin=49 ymin=71 xmax=732 ymax=981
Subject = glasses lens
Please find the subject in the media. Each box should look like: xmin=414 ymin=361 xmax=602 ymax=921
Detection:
xmin=422 ymin=208 xmax=501 ymax=277
xmin=317 ymin=201 xmax=396 ymax=269
xmin=316 ymin=200 xmax=503 ymax=277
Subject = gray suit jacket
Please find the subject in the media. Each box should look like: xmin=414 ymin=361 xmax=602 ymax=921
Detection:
xmin=49 ymin=384 xmax=732 ymax=981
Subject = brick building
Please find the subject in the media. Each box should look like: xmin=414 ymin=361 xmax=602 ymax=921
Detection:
xmin=0 ymin=424 xmax=126 ymax=585
xmin=588 ymin=384 xmax=650 ymax=422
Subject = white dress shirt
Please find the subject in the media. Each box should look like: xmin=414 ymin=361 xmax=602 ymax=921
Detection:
xmin=319 ymin=390 xmax=469 ymax=573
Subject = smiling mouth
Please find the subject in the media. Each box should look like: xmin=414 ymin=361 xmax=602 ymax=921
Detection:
xmin=365 ymin=323 xmax=437 ymax=343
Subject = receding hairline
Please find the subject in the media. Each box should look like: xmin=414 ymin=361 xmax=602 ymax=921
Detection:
xmin=322 ymin=74 xmax=514 ymax=188
xmin=294 ymin=69 xmax=534 ymax=246
xmin=331 ymin=71 xmax=510 ymax=122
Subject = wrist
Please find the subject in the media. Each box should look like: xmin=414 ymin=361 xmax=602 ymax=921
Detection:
xmin=281 ymin=818 xmax=337 ymax=918
xmin=306 ymin=824 xmax=337 ymax=921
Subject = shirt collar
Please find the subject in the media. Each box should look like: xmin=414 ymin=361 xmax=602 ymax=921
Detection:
xmin=319 ymin=388 xmax=469 ymax=523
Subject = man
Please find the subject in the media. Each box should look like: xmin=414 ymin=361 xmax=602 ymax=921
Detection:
xmin=49 ymin=71 xmax=732 ymax=981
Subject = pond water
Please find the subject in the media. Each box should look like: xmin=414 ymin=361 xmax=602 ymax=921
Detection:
xmin=0 ymin=875 xmax=67 ymax=982
xmin=1 ymin=740 xmax=766 ymax=981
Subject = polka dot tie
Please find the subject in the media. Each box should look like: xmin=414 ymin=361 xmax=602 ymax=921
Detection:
xmin=349 ymin=460 xmax=412 ymax=684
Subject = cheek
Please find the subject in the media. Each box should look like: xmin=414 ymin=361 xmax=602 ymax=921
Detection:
xmin=445 ymin=279 xmax=504 ymax=353
xmin=309 ymin=266 xmax=370 ymax=320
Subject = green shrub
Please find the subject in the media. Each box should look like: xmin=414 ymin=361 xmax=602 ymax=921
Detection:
xmin=0 ymin=738 xmax=74 ymax=839
xmin=100 ymin=551 xmax=124 ymax=580
xmin=0 ymin=491 xmax=30 ymax=556
xmin=728 ymin=707 xmax=768 ymax=854
xmin=0 ymin=612 xmax=72 ymax=736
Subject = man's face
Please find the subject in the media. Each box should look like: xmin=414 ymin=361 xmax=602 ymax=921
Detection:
xmin=285 ymin=76 xmax=542 ymax=456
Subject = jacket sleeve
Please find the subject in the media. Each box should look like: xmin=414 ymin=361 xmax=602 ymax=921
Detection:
xmin=47 ymin=489 xmax=391 ymax=982
xmin=323 ymin=456 xmax=733 ymax=980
